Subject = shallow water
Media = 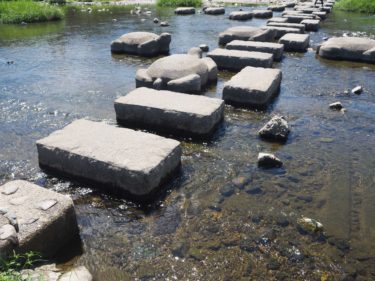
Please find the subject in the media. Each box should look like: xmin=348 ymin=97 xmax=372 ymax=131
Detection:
xmin=1 ymin=5 xmax=375 ymax=281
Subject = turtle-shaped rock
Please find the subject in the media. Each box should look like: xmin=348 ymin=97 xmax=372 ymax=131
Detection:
xmin=136 ymin=54 xmax=218 ymax=93
xmin=111 ymin=32 xmax=171 ymax=56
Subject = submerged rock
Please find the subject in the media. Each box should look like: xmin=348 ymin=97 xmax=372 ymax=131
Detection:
xmin=259 ymin=115 xmax=290 ymax=142
xmin=329 ymin=101 xmax=343 ymax=110
xmin=351 ymin=85 xmax=363 ymax=95
xmin=258 ymin=153 xmax=283 ymax=168
xmin=297 ymin=217 xmax=323 ymax=234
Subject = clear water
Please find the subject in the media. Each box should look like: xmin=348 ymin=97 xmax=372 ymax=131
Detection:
xmin=1 ymin=6 xmax=375 ymax=280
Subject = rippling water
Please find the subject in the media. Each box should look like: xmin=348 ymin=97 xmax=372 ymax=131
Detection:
xmin=1 ymin=6 xmax=375 ymax=280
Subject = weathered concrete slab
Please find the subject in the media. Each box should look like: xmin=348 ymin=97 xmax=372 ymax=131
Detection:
xmin=219 ymin=26 xmax=275 ymax=45
xmin=279 ymin=33 xmax=310 ymax=52
xmin=115 ymin=87 xmax=224 ymax=138
xmin=37 ymin=119 xmax=182 ymax=199
xmin=267 ymin=17 xmax=288 ymax=23
xmin=229 ymin=11 xmax=253 ymax=21
xmin=253 ymin=9 xmax=273 ymax=18
xmin=207 ymin=48 xmax=273 ymax=71
xmin=111 ymin=32 xmax=171 ymax=56
xmin=267 ymin=22 xmax=305 ymax=33
xmin=0 ymin=180 xmax=79 ymax=258
xmin=317 ymin=37 xmax=375 ymax=64
xmin=267 ymin=5 xmax=286 ymax=12
xmin=204 ymin=7 xmax=225 ymax=15
xmin=283 ymin=14 xmax=315 ymax=23
xmin=312 ymin=11 xmax=327 ymax=20
xmin=226 ymin=40 xmax=284 ymax=61
xmin=223 ymin=66 xmax=282 ymax=108
xmin=265 ymin=26 xmax=302 ymax=39
xmin=175 ymin=7 xmax=195 ymax=14
xmin=301 ymin=19 xmax=320 ymax=31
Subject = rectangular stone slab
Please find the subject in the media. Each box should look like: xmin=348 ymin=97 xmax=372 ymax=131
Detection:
xmin=0 ymin=180 xmax=78 ymax=258
xmin=301 ymin=19 xmax=320 ymax=31
xmin=226 ymin=40 xmax=284 ymax=61
xmin=279 ymin=33 xmax=310 ymax=52
xmin=36 ymin=119 xmax=182 ymax=199
xmin=283 ymin=14 xmax=315 ymax=23
xmin=267 ymin=22 xmax=306 ymax=33
xmin=115 ymin=87 xmax=224 ymax=138
xmin=223 ymin=66 xmax=282 ymax=108
xmin=207 ymin=48 xmax=273 ymax=71
xmin=265 ymin=26 xmax=302 ymax=39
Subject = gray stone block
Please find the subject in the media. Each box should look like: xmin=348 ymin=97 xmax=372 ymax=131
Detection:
xmin=36 ymin=120 xmax=182 ymax=199
xmin=267 ymin=5 xmax=286 ymax=12
xmin=265 ymin=26 xmax=302 ymax=39
xmin=223 ymin=66 xmax=282 ymax=108
xmin=301 ymin=19 xmax=320 ymax=31
xmin=229 ymin=11 xmax=253 ymax=21
xmin=267 ymin=22 xmax=305 ymax=33
xmin=218 ymin=26 xmax=276 ymax=45
xmin=267 ymin=17 xmax=288 ymax=23
xmin=226 ymin=40 xmax=284 ymax=61
xmin=279 ymin=33 xmax=310 ymax=52
xmin=207 ymin=48 xmax=273 ymax=70
xmin=175 ymin=7 xmax=195 ymax=14
xmin=253 ymin=9 xmax=273 ymax=18
xmin=0 ymin=180 xmax=79 ymax=258
xmin=204 ymin=7 xmax=225 ymax=15
xmin=115 ymin=87 xmax=224 ymax=138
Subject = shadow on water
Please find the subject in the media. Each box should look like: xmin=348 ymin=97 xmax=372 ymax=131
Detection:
xmin=1 ymin=4 xmax=375 ymax=280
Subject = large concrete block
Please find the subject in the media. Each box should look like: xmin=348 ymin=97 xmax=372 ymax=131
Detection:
xmin=229 ymin=11 xmax=253 ymax=21
xmin=207 ymin=48 xmax=273 ymax=71
xmin=253 ymin=9 xmax=273 ymax=18
xmin=204 ymin=7 xmax=225 ymax=15
xmin=36 ymin=119 xmax=182 ymax=199
xmin=265 ymin=26 xmax=302 ymax=39
xmin=301 ymin=19 xmax=320 ymax=31
xmin=115 ymin=87 xmax=224 ymax=138
xmin=0 ymin=180 xmax=79 ymax=258
xmin=279 ymin=33 xmax=310 ymax=52
xmin=218 ymin=26 xmax=276 ymax=45
xmin=223 ymin=66 xmax=282 ymax=108
xmin=175 ymin=7 xmax=195 ymax=14
xmin=283 ymin=14 xmax=315 ymax=23
xmin=226 ymin=40 xmax=284 ymax=61
xmin=267 ymin=22 xmax=306 ymax=33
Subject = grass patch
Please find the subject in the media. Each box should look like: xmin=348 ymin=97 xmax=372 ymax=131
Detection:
xmin=156 ymin=0 xmax=202 ymax=7
xmin=336 ymin=0 xmax=375 ymax=13
xmin=0 ymin=251 xmax=42 ymax=281
xmin=0 ymin=0 xmax=64 ymax=24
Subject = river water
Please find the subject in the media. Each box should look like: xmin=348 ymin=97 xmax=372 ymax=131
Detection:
xmin=1 ymin=5 xmax=375 ymax=281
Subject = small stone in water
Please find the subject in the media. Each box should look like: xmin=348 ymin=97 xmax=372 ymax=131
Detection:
xmin=160 ymin=21 xmax=169 ymax=27
xmin=258 ymin=115 xmax=290 ymax=142
xmin=297 ymin=217 xmax=323 ymax=234
xmin=220 ymin=184 xmax=235 ymax=197
xmin=276 ymin=216 xmax=289 ymax=227
xmin=246 ymin=186 xmax=262 ymax=195
xmin=351 ymin=86 xmax=363 ymax=94
xmin=329 ymin=101 xmax=343 ymax=110
xmin=199 ymin=44 xmax=209 ymax=52
xmin=258 ymin=153 xmax=283 ymax=168
xmin=153 ymin=18 xmax=159 ymax=23
xmin=267 ymin=259 xmax=281 ymax=270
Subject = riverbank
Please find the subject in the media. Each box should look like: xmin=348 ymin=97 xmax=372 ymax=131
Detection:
xmin=0 ymin=1 xmax=64 ymax=24
xmin=336 ymin=0 xmax=375 ymax=13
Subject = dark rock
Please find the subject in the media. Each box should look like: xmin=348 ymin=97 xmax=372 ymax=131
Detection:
xmin=246 ymin=186 xmax=263 ymax=195
xmin=351 ymin=86 xmax=363 ymax=94
xmin=199 ymin=44 xmax=209 ymax=52
xmin=276 ymin=216 xmax=289 ymax=227
xmin=239 ymin=239 xmax=257 ymax=252
xmin=258 ymin=153 xmax=283 ymax=168
xmin=172 ymin=241 xmax=189 ymax=258
xmin=220 ymin=184 xmax=235 ymax=197
xmin=297 ymin=194 xmax=313 ymax=203
xmin=329 ymin=101 xmax=343 ymax=110
xmin=259 ymin=115 xmax=290 ymax=142
xmin=153 ymin=18 xmax=159 ymax=23
xmin=154 ymin=205 xmax=181 ymax=235
xmin=252 ymin=215 xmax=262 ymax=223
xmin=160 ymin=21 xmax=169 ymax=27
xmin=267 ymin=259 xmax=281 ymax=270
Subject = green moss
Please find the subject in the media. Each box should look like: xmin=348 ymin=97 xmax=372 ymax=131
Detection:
xmin=156 ymin=0 xmax=202 ymax=7
xmin=336 ymin=0 xmax=375 ymax=13
xmin=0 ymin=0 xmax=64 ymax=24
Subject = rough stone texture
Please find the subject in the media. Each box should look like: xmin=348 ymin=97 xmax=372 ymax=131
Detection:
xmin=312 ymin=11 xmax=327 ymax=20
xmin=219 ymin=26 xmax=276 ymax=45
xmin=279 ymin=33 xmax=310 ymax=52
xmin=267 ymin=17 xmax=288 ymax=23
xmin=222 ymin=66 xmax=282 ymax=107
xmin=187 ymin=47 xmax=203 ymax=58
xmin=267 ymin=22 xmax=305 ymax=33
xmin=226 ymin=40 xmax=284 ymax=61
xmin=265 ymin=26 xmax=302 ymax=39
xmin=207 ymin=48 xmax=273 ymax=71
xmin=229 ymin=11 xmax=253 ymax=21
xmin=204 ymin=7 xmax=225 ymax=15
xmin=283 ymin=14 xmax=315 ymax=23
xmin=258 ymin=153 xmax=283 ymax=168
xmin=21 ymin=264 xmax=92 ymax=281
xmin=59 ymin=266 xmax=93 ymax=281
xmin=267 ymin=5 xmax=286 ymax=12
xmin=135 ymin=54 xmax=217 ymax=93
xmin=115 ymin=87 xmax=224 ymax=137
xmin=317 ymin=37 xmax=375 ymax=64
xmin=202 ymin=57 xmax=218 ymax=81
xmin=284 ymin=1 xmax=296 ymax=8
xmin=175 ymin=7 xmax=195 ymax=14
xmin=258 ymin=115 xmax=290 ymax=141
xmin=36 ymin=119 xmax=182 ymax=198
xmin=301 ymin=19 xmax=320 ymax=31
xmin=0 ymin=180 xmax=79 ymax=258
xmin=253 ymin=9 xmax=273 ymax=18
xmin=111 ymin=32 xmax=171 ymax=56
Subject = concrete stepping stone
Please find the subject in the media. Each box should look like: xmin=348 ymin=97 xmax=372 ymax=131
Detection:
xmin=265 ymin=26 xmax=302 ymax=39
xmin=110 ymin=32 xmax=171 ymax=56
xmin=267 ymin=22 xmax=305 ymax=33
xmin=229 ymin=11 xmax=253 ymax=21
xmin=267 ymin=17 xmax=288 ymax=23
xmin=279 ymin=33 xmax=310 ymax=52
xmin=283 ymin=14 xmax=315 ymax=23
xmin=219 ymin=26 xmax=276 ymax=45
xmin=226 ymin=40 xmax=284 ymax=61
xmin=36 ymin=119 xmax=182 ymax=199
xmin=253 ymin=9 xmax=273 ymax=18
xmin=267 ymin=5 xmax=286 ymax=12
xmin=0 ymin=180 xmax=79 ymax=258
xmin=222 ymin=66 xmax=282 ymax=108
xmin=207 ymin=48 xmax=273 ymax=71
xmin=313 ymin=11 xmax=327 ymax=20
xmin=317 ymin=37 xmax=375 ymax=64
xmin=301 ymin=19 xmax=320 ymax=31
xmin=204 ymin=7 xmax=225 ymax=15
xmin=175 ymin=7 xmax=195 ymax=14
xmin=115 ymin=87 xmax=224 ymax=138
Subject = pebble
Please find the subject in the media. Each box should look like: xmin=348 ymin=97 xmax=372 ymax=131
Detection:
xmin=220 ymin=184 xmax=235 ymax=197
xmin=267 ymin=259 xmax=281 ymax=270
xmin=160 ymin=21 xmax=169 ymax=27
xmin=351 ymin=85 xmax=363 ymax=94
xmin=329 ymin=101 xmax=343 ymax=110
xmin=258 ymin=153 xmax=283 ymax=168
xmin=258 ymin=115 xmax=290 ymax=142
xmin=153 ymin=18 xmax=159 ymax=23
xmin=246 ymin=186 xmax=263 ymax=195
xmin=199 ymin=44 xmax=209 ymax=52
xmin=276 ymin=216 xmax=289 ymax=227
xmin=297 ymin=217 xmax=323 ymax=234
xmin=297 ymin=194 xmax=313 ymax=203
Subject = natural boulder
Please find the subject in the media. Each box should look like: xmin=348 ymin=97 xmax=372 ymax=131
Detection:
xmin=259 ymin=115 xmax=290 ymax=141
xmin=219 ymin=26 xmax=276 ymax=45
xmin=111 ymin=32 xmax=171 ymax=56
xmin=136 ymin=54 xmax=217 ymax=93
xmin=317 ymin=37 xmax=375 ymax=64
xmin=258 ymin=153 xmax=283 ymax=168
